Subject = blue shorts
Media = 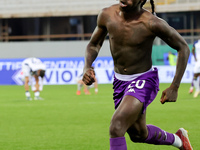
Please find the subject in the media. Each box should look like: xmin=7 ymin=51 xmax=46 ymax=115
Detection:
xmin=113 ymin=68 xmax=159 ymax=113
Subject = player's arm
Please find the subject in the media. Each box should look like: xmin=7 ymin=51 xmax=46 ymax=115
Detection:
xmin=150 ymin=17 xmax=190 ymax=104
xmin=83 ymin=9 xmax=108 ymax=85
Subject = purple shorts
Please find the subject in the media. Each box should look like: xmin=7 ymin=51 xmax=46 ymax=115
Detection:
xmin=113 ymin=68 xmax=159 ymax=113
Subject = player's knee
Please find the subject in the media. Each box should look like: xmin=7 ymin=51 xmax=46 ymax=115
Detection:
xmin=109 ymin=119 xmax=125 ymax=137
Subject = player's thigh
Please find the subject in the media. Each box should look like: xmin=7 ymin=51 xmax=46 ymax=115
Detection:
xmin=111 ymin=95 xmax=144 ymax=128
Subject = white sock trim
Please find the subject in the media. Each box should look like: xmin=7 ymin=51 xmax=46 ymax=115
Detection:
xmin=172 ymin=134 xmax=182 ymax=148
xmin=34 ymin=91 xmax=40 ymax=97
xmin=25 ymin=91 xmax=31 ymax=97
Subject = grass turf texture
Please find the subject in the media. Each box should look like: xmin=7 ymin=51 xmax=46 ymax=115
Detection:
xmin=0 ymin=83 xmax=199 ymax=150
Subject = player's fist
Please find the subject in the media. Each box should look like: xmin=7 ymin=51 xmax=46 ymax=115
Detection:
xmin=82 ymin=68 xmax=95 ymax=86
xmin=160 ymin=86 xmax=178 ymax=104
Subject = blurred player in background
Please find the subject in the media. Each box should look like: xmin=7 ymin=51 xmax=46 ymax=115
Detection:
xmin=21 ymin=57 xmax=46 ymax=100
xmin=190 ymin=39 xmax=200 ymax=98
xmin=188 ymin=78 xmax=194 ymax=94
xmin=82 ymin=0 xmax=192 ymax=149
xmin=76 ymin=67 xmax=98 ymax=95
xmin=168 ymin=51 xmax=177 ymax=66
xmin=188 ymin=76 xmax=200 ymax=95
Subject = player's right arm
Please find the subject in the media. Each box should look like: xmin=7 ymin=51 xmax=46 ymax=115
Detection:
xmin=83 ymin=8 xmax=108 ymax=85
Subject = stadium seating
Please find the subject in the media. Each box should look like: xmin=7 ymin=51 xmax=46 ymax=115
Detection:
xmin=155 ymin=0 xmax=200 ymax=13
xmin=0 ymin=0 xmax=199 ymax=18
xmin=0 ymin=0 xmax=118 ymax=18
xmin=155 ymin=0 xmax=176 ymax=5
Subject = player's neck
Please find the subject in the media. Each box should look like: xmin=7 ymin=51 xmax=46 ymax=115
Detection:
xmin=120 ymin=8 xmax=143 ymax=21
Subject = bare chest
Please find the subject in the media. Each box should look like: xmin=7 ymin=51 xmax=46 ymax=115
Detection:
xmin=107 ymin=19 xmax=150 ymax=45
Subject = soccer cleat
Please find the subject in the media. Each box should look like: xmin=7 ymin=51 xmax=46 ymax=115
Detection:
xmin=26 ymin=97 xmax=32 ymax=100
xmin=175 ymin=128 xmax=193 ymax=150
xmin=76 ymin=90 xmax=81 ymax=95
xmin=34 ymin=96 xmax=44 ymax=100
xmin=193 ymin=90 xmax=200 ymax=98
xmin=188 ymin=87 xmax=193 ymax=94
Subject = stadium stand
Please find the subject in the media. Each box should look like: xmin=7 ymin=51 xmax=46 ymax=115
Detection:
xmin=0 ymin=0 xmax=199 ymax=18
xmin=0 ymin=0 xmax=199 ymax=43
xmin=0 ymin=0 xmax=118 ymax=18
xmin=156 ymin=0 xmax=200 ymax=12
xmin=156 ymin=0 xmax=176 ymax=5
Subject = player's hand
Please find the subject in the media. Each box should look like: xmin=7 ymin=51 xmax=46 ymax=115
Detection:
xmin=160 ymin=86 xmax=178 ymax=104
xmin=82 ymin=67 xmax=95 ymax=86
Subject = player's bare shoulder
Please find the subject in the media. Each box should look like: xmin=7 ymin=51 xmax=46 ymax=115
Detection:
xmin=101 ymin=4 xmax=118 ymax=13
xmin=98 ymin=4 xmax=118 ymax=21
xmin=139 ymin=10 xmax=158 ymax=32
xmin=143 ymin=11 xmax=173 ymax=36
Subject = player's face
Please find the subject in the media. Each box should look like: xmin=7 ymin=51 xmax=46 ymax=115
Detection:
xmin=119 ymin=0 xmax=142 ymax=12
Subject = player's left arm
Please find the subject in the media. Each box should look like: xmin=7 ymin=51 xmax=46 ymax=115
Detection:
xmin=149 ymin=17 xmax=190 ymax=104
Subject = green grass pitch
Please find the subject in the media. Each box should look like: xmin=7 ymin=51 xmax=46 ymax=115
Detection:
xmin=0 ymin=83 xmax=199 ymax=150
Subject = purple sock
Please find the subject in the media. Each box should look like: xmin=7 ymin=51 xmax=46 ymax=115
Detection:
xmin=110 ymin=137 xmax=127 ymax=150
xmin=144 ymin=125 xmax=175 ymax=145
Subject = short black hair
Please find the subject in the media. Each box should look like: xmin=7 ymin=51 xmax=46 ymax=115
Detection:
xmin=39 ymin=70 xmax=45 ymax=78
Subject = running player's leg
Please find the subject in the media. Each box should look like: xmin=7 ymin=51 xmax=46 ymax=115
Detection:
xmin=109 ymin=96 xmax=186 ymax=150
xmin=120 ymin=96 xmax=176 ymax=146
xmin=127 ymin=121 xmax=177 ymax=146
xmin=126 ymin=106 xmax=192 ymax=149
xmin=109 ymin=95 xmax=144 ymax=150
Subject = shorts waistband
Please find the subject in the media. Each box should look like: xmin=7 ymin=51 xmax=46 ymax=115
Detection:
xmin=115 ymin=67 xmax=154 ymax=81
